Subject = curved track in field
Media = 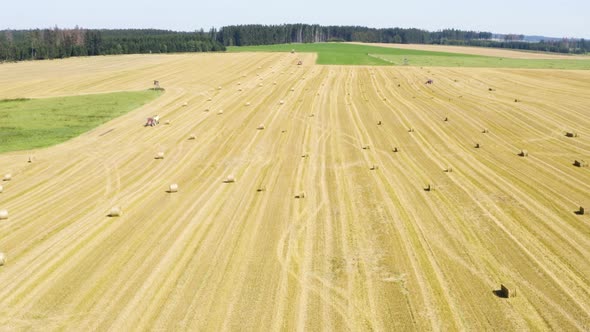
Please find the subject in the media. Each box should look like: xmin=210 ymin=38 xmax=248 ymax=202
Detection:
xmin=0 ymin=53 xmax=589 ymax=330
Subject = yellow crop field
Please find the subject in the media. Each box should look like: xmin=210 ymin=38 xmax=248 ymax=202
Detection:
xmin=0 ymin=52 xmax=590 ymax=330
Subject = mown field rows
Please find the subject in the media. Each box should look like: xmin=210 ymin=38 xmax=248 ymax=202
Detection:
xmin=0 ymin=52 xmax=589 ymax=330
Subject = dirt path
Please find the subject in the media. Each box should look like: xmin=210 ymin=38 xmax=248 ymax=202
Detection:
xmin=351 ymin=42 xmax=590 ymax=59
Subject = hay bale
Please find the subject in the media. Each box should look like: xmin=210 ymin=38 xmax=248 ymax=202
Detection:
xmin=279 ymin=100 xmax=285 ymax=105
xmin=362 ymin=145 xmax=370 ymax=150
xmin=474 ymin=143 xmax=481 ymax=149
xmin=182 ymin=102 xmax=188 ymax=107
xmin=28 ymin=155 xmax=33 ymax=163
xmin=0 ymin=209 xmax=8 ymax=220
xmin=168 ymin=183 xmax=179 ymax=193
xmin=0 ymin=185 xmax=3 ymax=193
xmin=3 ymin=174 xmax=12 ymax=181
xmin=188 ymin=134 xmax=196 ymax=140
xmin=295 ymin=191 xmax=305 ymax=199
xmin=445 ymin=167 xmax=453 ymax=173
xmin=237 ymin=82 xmax=241 ymax=85
xmin=108 ymin=207 xmax=122 ymax=217
xmin=518 ymin=150 xmax=528 ymax=157
xmin=499 ymin=284 xmax=516 ymax=298
xmin=443 ymin=117 xmax=448 ymax=122
xmin=204 ymin=108 xmax=210 ymax=112
xmin=217 ymin=110 xmax=224 ymax=115
xmin=245 ymin=102 xmax=251 ymax=106
xmin=273 ymin=82 xmax=277 ymax=85
xmin=514 ymin=99 xmax=519 ymax=102
xmin=257 ymin=186 xmax=266 ymax=192
xmin=217 ymin=86 xmax=222 ymax=90
xmin=576 ymin=206 xmax=585 ymax=215
xmin=155 ymin=152 xmax=165 ymax=159
xmin=290 ymin=88 xmax=295 ymax=92
xmin=424 ymin=184 xmax=434 ymax=192
xmin=257 ymin=124 xmax=265 ymax=130
xmin=377 ymin=120 xmax=382 ymax=125
xmin=566 ymin=132 xmax=578 ymax=138
xmin=165 ymin=120 xmax=171 ymax=125
xmin=207 ymin=98 xmax=212 ymax=101
xmin=0 ymin=252 xmax=5 ymax=266
xmin=224 ymin=175 xmax=236 ymax=183
xmin=482 ymin=128 xmax=489 ymax=133
xmin=574 ymin=160 xmax=588 ymax=167
xmin=302 ymin=153 xmax=309 ymax=158
xmin=408 ymin=128 xmax=414 ymax=133
xmin=309 ymin=114 xmax=315 ymax=117
xmin=392 ymin=147 xmax=399 ymax=153
xmin=370 ymin=165 xmax=379 ymax=170
xmin=258 ymin=83 xmax=263 ymax=87
xmin=238 ymin=88 xmax=243 ymax=92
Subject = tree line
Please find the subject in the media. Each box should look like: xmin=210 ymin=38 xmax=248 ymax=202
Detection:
xmin=216 ymin=24 xmax=588 ymax=54
xmin=1 ymin=25 xmax=587 ymax=62
xmin=0 ymin=28 xmax=225 ymax=62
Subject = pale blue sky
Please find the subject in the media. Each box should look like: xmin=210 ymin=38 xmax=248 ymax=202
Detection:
xmin=1 ymin=0 xmax=588 ymax=38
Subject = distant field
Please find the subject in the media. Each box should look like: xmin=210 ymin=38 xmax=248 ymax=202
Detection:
xmin=0 ymin=90 xmax=161 ymax=153
xmin=358 ymin=42 xmax=590 ymax=60
xmin=229 ymin=43 xmax=590 ymax=69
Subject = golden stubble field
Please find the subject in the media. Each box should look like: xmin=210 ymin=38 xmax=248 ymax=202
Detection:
xmin=0 ymin=52 xmax=589 ymax=331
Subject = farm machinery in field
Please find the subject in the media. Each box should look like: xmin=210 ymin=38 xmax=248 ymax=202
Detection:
xmin=145 ymin=115 xmax=160 ymax=127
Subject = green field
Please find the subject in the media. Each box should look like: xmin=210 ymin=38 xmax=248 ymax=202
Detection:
xmin=228 ymin=43 xmax=590 ymax=69
xmin=0 ymin=90 xmax=161 ymax=153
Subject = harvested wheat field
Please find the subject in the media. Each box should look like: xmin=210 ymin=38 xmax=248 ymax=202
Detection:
xmin=1 ymin=52 xmax=590 ymax=331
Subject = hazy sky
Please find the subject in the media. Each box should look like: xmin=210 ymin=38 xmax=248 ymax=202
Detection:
xmin=2 ymin=0 xmax=589 ymax=38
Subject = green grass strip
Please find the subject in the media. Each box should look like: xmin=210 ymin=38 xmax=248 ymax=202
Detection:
xmin=0 ymin=90 xmax=162 ymax=153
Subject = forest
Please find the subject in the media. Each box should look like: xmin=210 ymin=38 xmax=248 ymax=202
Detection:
xmin=0 ymin=28 xmax=225 ymax=62
xmin=217 ymin=24 xmax=588 ymax=54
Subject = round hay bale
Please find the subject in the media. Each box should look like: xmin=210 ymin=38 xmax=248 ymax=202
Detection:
xmin=109 ymin=207 xmax=122 ymax=217
xmin=217 ymin=110 xmax=224 ymax=115
xmin=165 ymin=120 xmax=171 ymax=125
xmin=169 ymin=183 xmax=179 ymax=193
xmin=182 ymin=102 xmax=188 ymax=107
xmin=155 ymin=152 xmax=165 ymax=159
xmin=519 ymin=150 xmax=528 ymax=157
xmin=392 ymin=147 xmax=399 ymax=152
xmin=217 ymin=86 xmax=222 ymax=90
xmin=204 ymin=108 xmax=210 ymax=112
xmin=370 ymin=165 xmax=379 ymax=170
xmin=0 ymin=252 xmax=6 ymax=266
xmin=0 ymin=185 xmax=3 ymax=193
xmin=279 ymin=100 xmax=285 ymax=105
xmin=245 ymin=102 xmax=251 ymax=106
xmin=224 ymin=175 xmax=236 ymax=183
xmin=207 ymin=97 xmax=212 ymax=101
xmin=189 ymin=134 xmax=196 ymax=140
xmin=3 ymin=174 xmax=12 ymax=181
xmin=238 ymin=88 xmax=243 ymax=92
xmin=0 ymin=209 xmax=8 ymax=220
xmin=273 ymin=82 xmax=277 ymax=85
xmin=295 ymin=191 xmax=305 ymax=199
xmin=290 ymin=88 xmax=295 ymax=92
xmin=28 ymin=155 xmax=33 ymax=163
xmin=237 ymin=82 xmax=241 ymax=85
xmin=257 ymin=124 xmax=265 ymax=130
xmin=258 ymin=83 xmax=263 ymax=87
